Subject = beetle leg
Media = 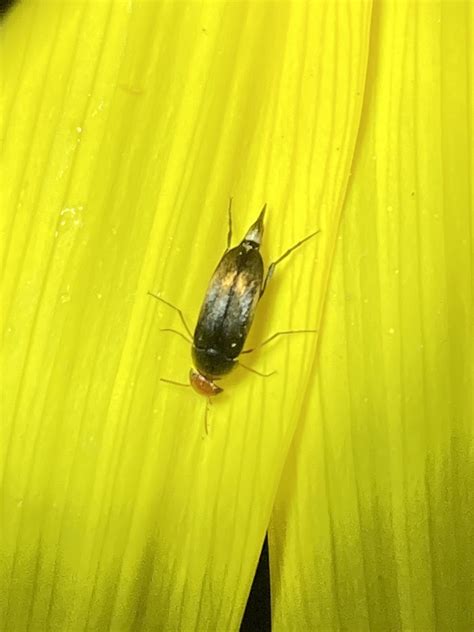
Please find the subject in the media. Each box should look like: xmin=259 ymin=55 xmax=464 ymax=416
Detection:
xmin=160 ymin=377 xmax=191 ymax=387
xmin=226 ymin=196 xmax=233 ymax=250
xmin=148 ymin=292 xmax=193 ymax=338
xmin=241 ymin=329 xmax=317 ymax=354
xmin=238 ymin=361 xmax=276 ymax=378
xmin=261 ymin=229 xmax=321 ymax=296
xmin=260 ymin=261 xmax=276 ymax=296
xmin=160 ymin=328 xmax=193 ymax=344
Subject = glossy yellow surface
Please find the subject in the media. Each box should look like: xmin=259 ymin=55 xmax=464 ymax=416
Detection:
xmin=1 ymin=1 xmax=471 ymax=630
xmin=271 ymin=2 xmax=473 ymax=628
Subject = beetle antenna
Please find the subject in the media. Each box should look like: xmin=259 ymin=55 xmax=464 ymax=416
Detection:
xmin=148 ymin=292 xmax=193 ymax=338
xmin=204 ymin=398 xmax=212 ymax=435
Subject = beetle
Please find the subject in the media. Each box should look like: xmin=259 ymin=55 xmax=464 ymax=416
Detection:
xmin=149 ymin=199 xmax=319 ymax=430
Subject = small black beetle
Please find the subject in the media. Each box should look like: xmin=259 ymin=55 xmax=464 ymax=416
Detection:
xmin=149 ymin=200 xmax=319 ymax=413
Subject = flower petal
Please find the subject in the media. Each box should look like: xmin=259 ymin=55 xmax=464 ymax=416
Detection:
xmin=2 ymin=1 xmax=371 ymax=629
xmin=271 ymin=1 xmax=473 ymax=628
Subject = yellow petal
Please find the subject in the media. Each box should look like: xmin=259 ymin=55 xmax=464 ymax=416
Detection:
xmin=271 ymin=1 xmax=473 ymax=628
xmin=1 ymin=0 xmax=373 ymax=629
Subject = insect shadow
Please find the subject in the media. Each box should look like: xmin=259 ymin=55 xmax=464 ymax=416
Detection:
xmin=150 ymin=199 xmax=320 ymax=433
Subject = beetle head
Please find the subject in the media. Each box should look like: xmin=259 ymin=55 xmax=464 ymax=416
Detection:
xmin=243 ymin=204 xmax=266 ymax=245
xmin=189 ymin=368 xmax=223 ymax=397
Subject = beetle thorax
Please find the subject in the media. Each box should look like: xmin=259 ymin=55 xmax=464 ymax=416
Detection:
xmin=192 ymin=345 xmax=236 ymax=378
